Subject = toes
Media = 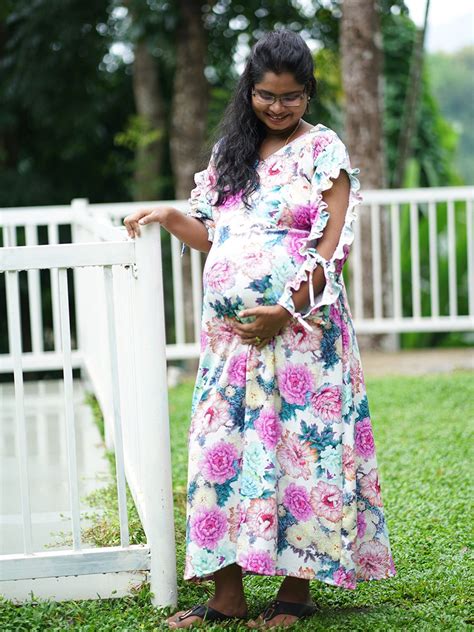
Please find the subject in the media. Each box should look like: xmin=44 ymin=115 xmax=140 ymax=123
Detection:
xmin=166 ymin=611 xmax=192 ymax=629
xmin=167 ymin=615 xmax=202 ymax=629
xmin=257 ymin=614 xmax=297 ymax=629
xmin=269 ymin=615 xmax=298 ymax=628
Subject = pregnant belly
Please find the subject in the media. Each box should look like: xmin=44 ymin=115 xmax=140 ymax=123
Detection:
xmin=202 ymin=239 xmax=299 ymax=315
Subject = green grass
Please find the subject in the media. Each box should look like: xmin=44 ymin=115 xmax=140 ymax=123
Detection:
xmin=1 ymin=372 xmax=473 ymax=631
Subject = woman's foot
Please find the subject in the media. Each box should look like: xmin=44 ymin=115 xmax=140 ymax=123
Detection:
xmin=166 ymin=596 xmax=248 ymax=628
xmin=247 ymin=577 xmax=317 ymax=629
xmin=166 ymin=564 xmax=248 ymax=628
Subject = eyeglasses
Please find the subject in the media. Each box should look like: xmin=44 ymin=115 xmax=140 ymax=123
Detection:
xmin=251 ymin=88 xmax=308 ymax=107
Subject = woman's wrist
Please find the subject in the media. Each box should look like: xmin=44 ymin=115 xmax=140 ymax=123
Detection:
xmin=159 ymin=206 xmax=177 ymax=229
xmin=272 ymin=304 xmax=292 ymax=325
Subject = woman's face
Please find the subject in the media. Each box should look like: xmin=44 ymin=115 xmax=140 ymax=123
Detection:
xmin=251 ymin=71 xmax=308 ymax=135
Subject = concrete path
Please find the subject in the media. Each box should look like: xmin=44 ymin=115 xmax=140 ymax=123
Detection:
xmin=0 ymin=379 xmax=111 ymax=555
xmin=360 ymin=347 xmax=473 ymax=377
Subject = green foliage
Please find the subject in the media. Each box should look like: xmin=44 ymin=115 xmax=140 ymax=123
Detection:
xmin=313 ymin=47 xmax=344 ymax=131
xmin=427 ymin=47 xmax=474 ymax=185
xmin=0 ymin=0 xmax=456 ymax=205
xmin=1 ymin=373 xmax=472 ymax=629
xmin=381 ymin=11 xmax=460 ymax=188
xmin=115 ymin=114 xmax=164 ymax=151
xmin=0 ymin=0 xmax=134 ymax=205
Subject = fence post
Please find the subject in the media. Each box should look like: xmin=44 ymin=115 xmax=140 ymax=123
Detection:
xmin=70 ymin=198 xmax=88 ymax=363
xmin=133 ymin=222 xmax=178 ymax=608
xmin=71 ymin=198 xmax=116 ymax=451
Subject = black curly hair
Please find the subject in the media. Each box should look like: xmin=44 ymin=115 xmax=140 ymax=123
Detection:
xmin=212 ymin=29 xmax=317 ymax=208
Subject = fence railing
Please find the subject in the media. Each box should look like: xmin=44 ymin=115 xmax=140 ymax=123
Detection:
xmin=0 ymin=214 xmax=176 ymax=606
xmin=0 ymin=185 xmax=473 ymax=603
xmin=351 ymin=186 xmax=474 ymax=333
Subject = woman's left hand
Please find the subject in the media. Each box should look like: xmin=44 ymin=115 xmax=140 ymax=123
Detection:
xmin=234 ymin=305 xmax=291 ymax=349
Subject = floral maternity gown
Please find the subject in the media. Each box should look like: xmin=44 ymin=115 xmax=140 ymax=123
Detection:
xmin=183 ymin=124 xmax=395 ymax=589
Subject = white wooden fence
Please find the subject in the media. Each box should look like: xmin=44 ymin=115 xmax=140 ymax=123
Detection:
xmin=0 ymin=207 xmax=176 ymax=606
xmin=0 ymin=185 xmax=473 ymax=604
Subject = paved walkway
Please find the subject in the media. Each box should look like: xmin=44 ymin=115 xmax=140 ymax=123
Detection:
xmin=0 ymin=379 xmax=110 ymax=555
xmin=360 ymin=347 xmax=473 ymax=377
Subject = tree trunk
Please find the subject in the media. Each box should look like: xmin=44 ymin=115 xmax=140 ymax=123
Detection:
xmin=341 ymin=0 xmax=396 ymax=351
xmin=170 ymin=0 xmax=209 ymax=343
xmin=132 ymin=41 xmax=166 ymax=201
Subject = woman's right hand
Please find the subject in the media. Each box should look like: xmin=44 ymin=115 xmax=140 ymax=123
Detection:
xmin=123 ymin=206 xmax=171 ymax=238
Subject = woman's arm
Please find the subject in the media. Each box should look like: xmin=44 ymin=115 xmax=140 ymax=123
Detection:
xmin=234 ymin=171 xmax=350 ymax=347
xmin=123 ymin=206 xmax=212 ymax=253
xmin=285 ymin=170 xmax=350 ymax=314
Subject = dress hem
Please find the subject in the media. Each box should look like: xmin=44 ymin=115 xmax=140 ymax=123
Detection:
xmin=184 ymin=558 xmax=397 ymax=591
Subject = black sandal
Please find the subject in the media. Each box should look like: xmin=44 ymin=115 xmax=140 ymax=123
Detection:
xmin=170 ymin=603 xmax=247 ymax=626
xmin=258 ymin=599 xmax=319 ymax=624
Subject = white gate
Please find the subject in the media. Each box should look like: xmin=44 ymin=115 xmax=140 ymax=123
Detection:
xmin=0 ymin=211 xmax=176 ymax=606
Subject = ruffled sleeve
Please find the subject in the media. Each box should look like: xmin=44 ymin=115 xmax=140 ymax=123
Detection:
xmin=276 ymin=130 xmax=362 ymax=330
xmin=184 ymin=147 xmax=218 ymax=248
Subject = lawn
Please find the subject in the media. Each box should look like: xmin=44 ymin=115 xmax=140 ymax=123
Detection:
xmin=1 ymin=371 xmax=473 ymax=631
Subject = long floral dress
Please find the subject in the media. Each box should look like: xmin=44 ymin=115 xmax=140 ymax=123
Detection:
xmin=182 ymin=124 xmax=395 ymax=589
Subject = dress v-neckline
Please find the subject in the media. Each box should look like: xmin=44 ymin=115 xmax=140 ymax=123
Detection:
xmin=258 ymin=124 xmax=321 ymax=165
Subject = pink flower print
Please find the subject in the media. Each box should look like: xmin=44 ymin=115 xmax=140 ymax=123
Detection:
xmin=335 ymin=243 xmax=350 ymax=276
xmin=241 ymin=250 xmax=273 ymax=277
xmin=227 ymin=354 xmax=247 ymax=387
xmin=201 ymin=441 xmax=239 ymax=484
xmin=190 ymin=506 xmax=227 ymax=549
xmin=292 ymin=204 xmax=315 ymax=231
xmin=267 ymin=162 xmax=281 ymax=176
xmin=329 ymin=303 xmax=342 ymax=330
xmin=240 ymin=550 xmax=276 ymax=575
xmin=246 ymin=498 xmax=277 ymax=541
xmin=359 ymin=469 xmax=383 ymax=507
xmin=354 ymin=540 xmax=392 ymax=580
xmin=208 ymin=317 xmax=236 ymax=354
xmin=342 ymin=445 xmax=356 ymax=481
xmin=205 ymin=259 xmax=236 ymax=292
xmin=310 ymin=481 xmax=343 ymax=523
xmin=312 ymin=133 xmax=334 ymax=160
xmin=333 ymin=567 xmax=356 ymax=589
xmin=278 ymin=363 xmax=313 ymax=406
xmin=254 ymin=408 xmax=282 ymax=449
xmin=282 ymin=321 xmax=322 ymax=353
xmin=311 ymin=386 xmax=342 ymax=423
xmin=200 ymin=329 xmax=209 ymax=353
xmin=228 ymin=505 xmax=246 ymax=543
xmin=277 ymin=431 xmax=317 ymax=480
xmin=195 ymin=394 xmax=231 ymax=435
xmin=220 ymin=191 xmax=243 ymax=209
xmin=355 ymin=418 xmax=375 ymax=459
xmin=283 ymin=483 xmax=313 ymax=521
xmin=284 ymin=232 xmax=306 ymax=264
xmin=330 ymin=304 xmax=350 ymax=355
xmin=357 ymin=512 xmax=367 ymax=538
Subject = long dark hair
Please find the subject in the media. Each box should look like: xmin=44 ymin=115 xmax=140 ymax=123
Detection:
xmin=212 ymin=29 xmax=317 ymax=208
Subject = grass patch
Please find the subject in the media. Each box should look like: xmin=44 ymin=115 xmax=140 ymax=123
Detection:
xmin=1 ymin=372 xmax=473 ymax=630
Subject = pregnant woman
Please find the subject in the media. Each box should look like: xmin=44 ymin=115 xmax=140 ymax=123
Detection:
xmin=124 ymin=29 xmax=395 ymax=630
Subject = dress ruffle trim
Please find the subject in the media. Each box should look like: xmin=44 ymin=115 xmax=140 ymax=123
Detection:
xmin=182 ymin=166 xmax=217 ymax=255
xmin=277 ymin=161 xmax=362 ymax=331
